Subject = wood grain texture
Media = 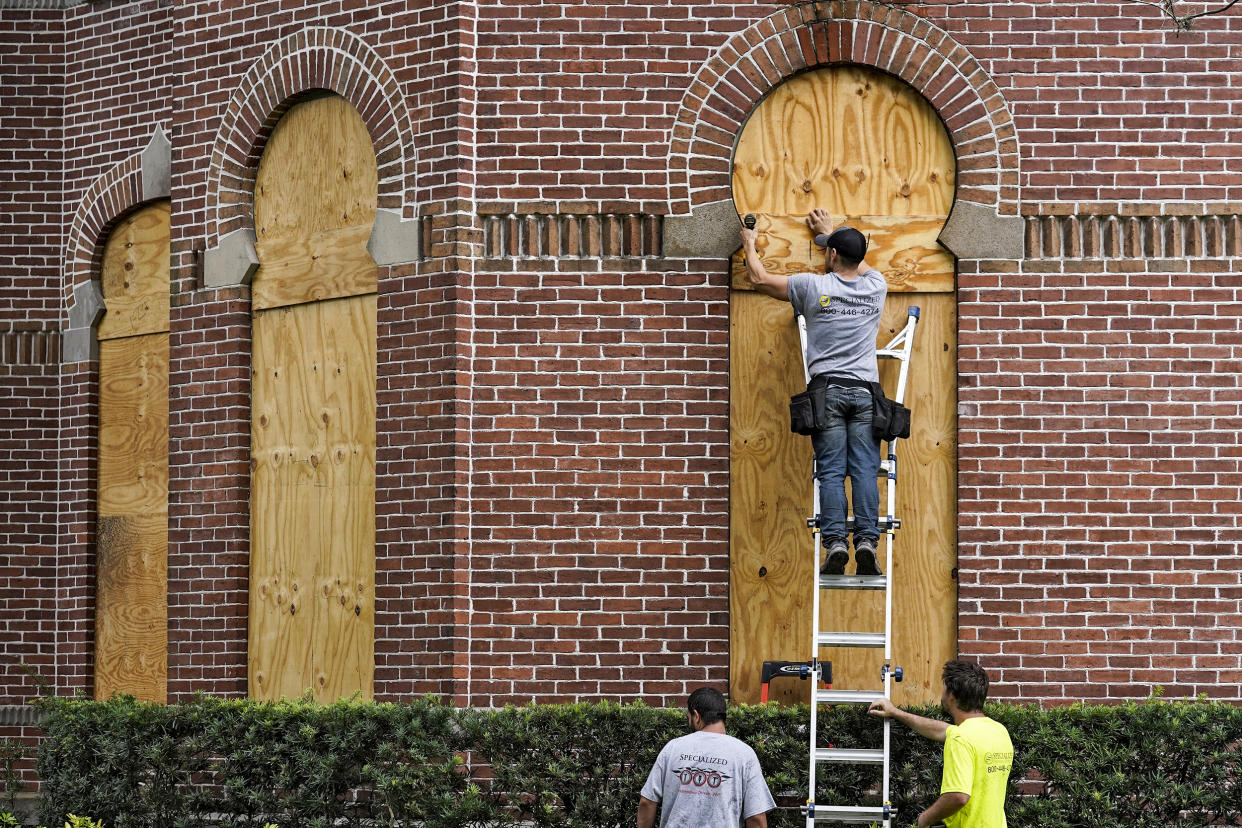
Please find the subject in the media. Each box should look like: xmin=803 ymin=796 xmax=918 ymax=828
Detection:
xmin=96 ymin=334 xmax=169 ymax=702
xmin=249 ymin=296 xmax=377 ymax=702
xmin=729 ymin=292 xmax=816 ymax=706
xmin=882 ymin=295 xmax=957 ymax=705
xmin=729 ymin=213 xmax=953 ymax=293
xmin=729 ymin=65 xmax=956 ymax=705
xmin=252 ymin=94 xmax=378 ymax=307
xmin=731 ymin=65 xmax=955 ymax=294
xmin=97 ymin=200 xmax=171 ymax=340
xmin=252 ymin=224 xmax=377 ymax=311
xmin=733 ymin=66 xmax=955 ymax=219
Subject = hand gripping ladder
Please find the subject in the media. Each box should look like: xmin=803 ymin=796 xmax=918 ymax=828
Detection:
xmin=798 ymin=306 xmax=920 ymax=827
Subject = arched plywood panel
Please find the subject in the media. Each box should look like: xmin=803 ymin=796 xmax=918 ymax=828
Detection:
xmin=730 ymin=66 xmax=957 ymax=706
xmin=249 ymin=93 xmax=379 ymax=703
xmin=96 ymin=198 xmax=171 ymax=702
xmin=252 ymin=93 xmax=380 ymax=310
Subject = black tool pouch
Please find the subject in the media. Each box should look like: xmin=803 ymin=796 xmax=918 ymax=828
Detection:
xmin=789 ymin=389 xmax=816 ymax=435
xmin=789 ymin=375 xmax=831 ymax=435
xmin=868 ymin=382 xmax=911 ymax=441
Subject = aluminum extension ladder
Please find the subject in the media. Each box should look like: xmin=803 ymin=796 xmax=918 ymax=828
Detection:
xmin=798 ymin=306 xmax=920 ymax=827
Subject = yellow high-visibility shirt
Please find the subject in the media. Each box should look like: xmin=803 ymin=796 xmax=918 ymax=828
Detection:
xmin=940 ymin=716 xmax=1013 ymax=828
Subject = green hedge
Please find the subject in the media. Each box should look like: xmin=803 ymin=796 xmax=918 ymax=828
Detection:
xmin=26 ymin=695 xmax=1242 ymax=828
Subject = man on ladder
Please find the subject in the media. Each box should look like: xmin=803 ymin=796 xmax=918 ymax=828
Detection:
xmin=742 ymin=208 xmax=918 ymax=826
xmin=740 ymin=208 xmax=888 ymax=577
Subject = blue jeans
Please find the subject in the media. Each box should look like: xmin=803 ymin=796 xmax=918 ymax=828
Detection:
xmin=811 ymin=385 xmax=880 ymax=548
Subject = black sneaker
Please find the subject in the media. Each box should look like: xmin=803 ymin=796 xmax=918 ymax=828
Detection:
xmin=820 ymin=541 xmax=849 ymax=575
xmin=854 ymin=541 xmax=882 ymax=577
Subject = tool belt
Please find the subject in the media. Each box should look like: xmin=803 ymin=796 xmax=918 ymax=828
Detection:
xmin=789 ymin=373 xmax=911 ymax=441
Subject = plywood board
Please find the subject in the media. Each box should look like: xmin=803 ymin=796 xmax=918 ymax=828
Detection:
xmin=252 ymin=94 xmax=378 ymax=307
xmin=97 ymin=200 xmax=171 ymax=340
xmin=881 ymin=294 xmax=957 ymax=704
xmin=96 ymin=334 xmax=168 ymax=702
xmin=732 ymin=66 xmax=955 ymax=219
xmin=729 ymin=65 xmax=957 ymax=706
xmin=252 ymin=224 xmax=378 ymax=310
xmin=729 ymin=213 xmax=953 ymax=293
xmin=249 ymin=295 xmax=377 ymax=702
xmin=729 ymin=292 xmax=816 ymax=705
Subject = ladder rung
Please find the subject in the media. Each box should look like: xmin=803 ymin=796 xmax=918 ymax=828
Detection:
xmin=876 ymin=350 xmax=905 ymax=359
xmin=811 ymin=516 xmax=900 ymax=531
xmin=808 ymin=805 xmax=896 ymax=823
xmin=843 ymin=516 xmax=900 ymax=531
xmin=819 ymin=574 xmax=887 ymax=590
xmin=815 ymin=747 xmax=884 ymax=763
xmin=818 ymin=632 xmax=885 ymax=648
xmin=815 ymin=688 xmax=881 ymax=705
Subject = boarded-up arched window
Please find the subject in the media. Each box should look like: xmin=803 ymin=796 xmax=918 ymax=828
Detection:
xmin=248 ymin=93 xmax=378 ymax=702
xmin=96 ymin=198 xmax=171 ymax=702
xmin=729 ymin=66 xmax=957 ymax=705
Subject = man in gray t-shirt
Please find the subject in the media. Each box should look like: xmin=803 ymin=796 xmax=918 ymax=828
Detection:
xmin=638 ymin=687 xmax=776 ymax=828
xmin=741 ymin=209 xmax=887 ymax=577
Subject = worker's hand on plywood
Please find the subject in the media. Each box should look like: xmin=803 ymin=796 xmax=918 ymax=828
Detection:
xmin=807 ymin=208 xmax=834 ymax=239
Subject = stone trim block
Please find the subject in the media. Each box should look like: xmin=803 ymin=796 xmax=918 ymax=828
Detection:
xmin=938 ymin=200 xmax=1025 ymax=261
xmin=662 ymin=199 xmax=741 ymax=259
xmin=367 ymin=208 xmax=422 ymax=266
xmin=141 ymin=125 xmax=172 ymax=203
xmin=62 ymin=280 xmax=106 ymax=364
xmin=203 ymin=228 xmax=260 ymax=289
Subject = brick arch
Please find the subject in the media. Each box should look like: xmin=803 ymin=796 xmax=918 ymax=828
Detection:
xmin=667 ymin=1 xmax=1020 ymax=222
xmin=205 ymin=26 xmax=417 ymax=248
xmin=65 ymin=125 xmax=170 ymax=294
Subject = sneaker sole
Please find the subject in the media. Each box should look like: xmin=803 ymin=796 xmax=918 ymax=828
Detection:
xmin=820 ymin=550 xmax=849 ymax=576
xmin=855 ymin=549 xmax=882 ymax=577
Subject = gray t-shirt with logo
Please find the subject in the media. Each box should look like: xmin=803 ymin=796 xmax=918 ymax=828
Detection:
xmin=640 ymin=730 xmax=776 ymax=828
xmin=787 ymin=269 xmax=887 ymax=382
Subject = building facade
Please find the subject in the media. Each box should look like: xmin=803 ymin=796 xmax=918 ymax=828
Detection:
xmin=1 ymin=0 xmax=1239 ymax=729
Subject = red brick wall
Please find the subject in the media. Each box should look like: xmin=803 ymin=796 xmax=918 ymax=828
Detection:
xmin=958 ymin=224 xmax=1242 ymax=702
xmin=0 ymin=8 xmax=63 ymax=704
xmin=50 ymin=0 xmax=176 ymax=699
xmin=1 ymin=0 xmax=1240 ymax=708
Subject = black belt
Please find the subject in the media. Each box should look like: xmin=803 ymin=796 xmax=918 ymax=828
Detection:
xmin=808 ymin=373 xmax=870 ymax=391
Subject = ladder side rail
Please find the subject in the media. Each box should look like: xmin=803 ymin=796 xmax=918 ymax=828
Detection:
xmin=880 ymin=307 xmax=917 ymax=825
xmin=890 ymin=308 xmax=919 ymax=407
xmin=798 ymin=312 xmax=821 ymax=827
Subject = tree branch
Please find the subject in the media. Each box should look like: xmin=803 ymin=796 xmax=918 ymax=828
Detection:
xmin=1149 ymin=0 xmax=1242 ymax=30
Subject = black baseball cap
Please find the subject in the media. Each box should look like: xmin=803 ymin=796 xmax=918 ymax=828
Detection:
xmin=813 ymin=226 xmax=867 ymax=261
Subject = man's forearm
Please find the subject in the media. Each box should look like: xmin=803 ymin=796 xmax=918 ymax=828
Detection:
xmin=891 ymin=707 xmax=949 ymax=742
xmin=745 ymin=813 xmax=768 ymax=828
xmin=918 ymin=792 xmax=968 ymax=828
xmin=637 ymin=797 xmax=658 ymax=828
xmin=744 ymin=247 xmax=788 ymax=300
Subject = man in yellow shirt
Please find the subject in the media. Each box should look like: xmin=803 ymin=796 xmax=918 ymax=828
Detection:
xmin=868 ymin=661 xmax=1013 ymax=828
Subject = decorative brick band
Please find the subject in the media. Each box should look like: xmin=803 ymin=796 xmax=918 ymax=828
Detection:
xmin=668 ymin=1 xmax=1020 ymax=219
xmin=480 ymin=211 xmax=663 ymax=260
xmin=205 ymin=26 xmax=418 ymax=249
xmin=0 ymin=705 xmax=40 ymax=726
xmin=0 ymin=0 xmax=88 ymax=8
xmin=1027 ymin=213 xmax=1242 ymax=260
xmin=0 ymin=325 xmax=60 ymax=366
